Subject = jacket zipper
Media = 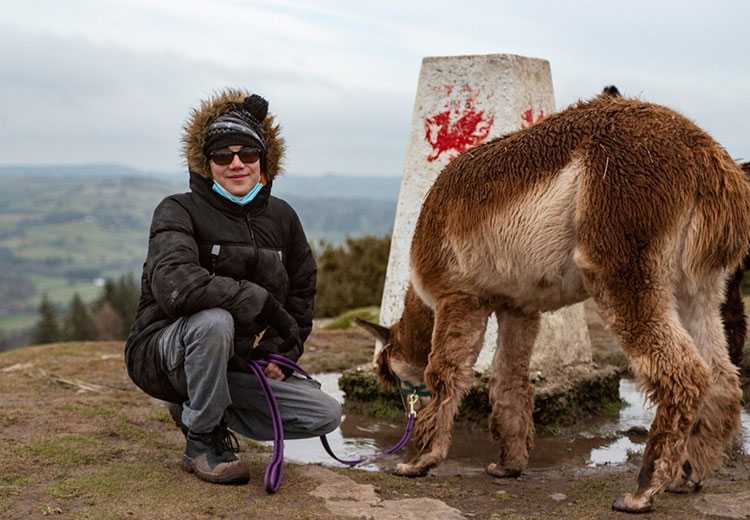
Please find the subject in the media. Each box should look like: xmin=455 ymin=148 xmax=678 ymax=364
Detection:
xmin=210 ymin=244 xmax=220 ymax=275
xmin=246 ymin=215 xmax=260 ymax=274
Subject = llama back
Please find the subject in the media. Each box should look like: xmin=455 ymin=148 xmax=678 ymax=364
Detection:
xmin=412 ymin=95 xmax=750 ymax=305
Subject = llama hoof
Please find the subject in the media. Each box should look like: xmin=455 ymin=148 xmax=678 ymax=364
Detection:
xmin=665 ymin=479 xmax=702 ymax=494
xmin=612 ymin=493 xmax=653 ymax=513
xmin=395 ymin=462 xmax=428 ymax=478
xmin=486 ymin=463 xmax=522 ymax=478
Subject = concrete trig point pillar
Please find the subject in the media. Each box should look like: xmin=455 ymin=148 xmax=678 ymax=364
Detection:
xmin=379 ymin=54 xmax=591 ymax=374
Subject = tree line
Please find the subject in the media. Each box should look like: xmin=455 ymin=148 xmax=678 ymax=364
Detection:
xmin=30 ymin=235 xmax=391 ymax=345
xmin=34 ymin=274 xmax=140 ymax=344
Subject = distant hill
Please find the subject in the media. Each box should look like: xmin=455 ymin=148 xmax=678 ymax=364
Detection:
xmin=0 ymin=164 xmax=402 ymax=201
xmin=273 ymin=174 xmax=401 ymax=201
xmin=0 ymin=163 xmax=169 ymax=179
xmin=0 ymin=165 xmax=399 ymax=345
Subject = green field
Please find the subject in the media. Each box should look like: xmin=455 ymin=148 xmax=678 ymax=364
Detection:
xmin=0 ymin=176 xmax=178 ymax=340
xmin=0 ymin=312 xmax=38 ymax=333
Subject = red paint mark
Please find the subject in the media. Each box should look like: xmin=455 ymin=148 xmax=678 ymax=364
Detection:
xmin=424 ymin=84 xmax=495 ymax=162
xmin=425 ymin=109 xmax=493 ymax=162
xmin=520 ymin=108 xmax=545 ymax=128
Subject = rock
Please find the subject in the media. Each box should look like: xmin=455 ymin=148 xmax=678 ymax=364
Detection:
xmin=623 ymin=426 xmax=649 ymax=441
xmin=305 ymin=465 xmax=379 ymax=504
xmin=693 ymin=492 xmax=750 ymax=519
xmin=302 ymin=465 xmax=464 ymax=520
xmin=549 ymin=493 xmax=567 ymax=502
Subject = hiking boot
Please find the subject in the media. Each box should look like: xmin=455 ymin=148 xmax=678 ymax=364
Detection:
xmin=182 ymin=424 xmax=250 ymax=484
xmin=167 ymin=403 xmax=189 ymax=438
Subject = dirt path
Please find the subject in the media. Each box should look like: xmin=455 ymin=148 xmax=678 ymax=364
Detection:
xmin=1 ymin=315 xmax=749 ymax=519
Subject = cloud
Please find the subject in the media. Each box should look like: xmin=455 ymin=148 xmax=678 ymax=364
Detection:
xmin=0 ymin=22 xmax=413 ymax=175
xmin=0 ymin=1 xmax=748 ymax=175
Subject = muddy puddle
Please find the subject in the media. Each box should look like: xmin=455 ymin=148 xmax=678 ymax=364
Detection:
xmin=276 ymin=373 xmax=750 ymax=475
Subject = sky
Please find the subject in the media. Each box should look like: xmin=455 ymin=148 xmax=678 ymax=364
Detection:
xmin=1 ymin=0 xmax=748 ymax=177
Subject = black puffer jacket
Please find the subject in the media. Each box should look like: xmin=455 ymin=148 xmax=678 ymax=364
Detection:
xmin=125 ymin=88 xmax=315 ymax=403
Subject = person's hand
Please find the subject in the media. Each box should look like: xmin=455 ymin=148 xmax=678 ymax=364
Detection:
xmin=264 ymin=362 xmax=285 ymax=381
xmin=260 ymin=296 xmax=301 ymax=353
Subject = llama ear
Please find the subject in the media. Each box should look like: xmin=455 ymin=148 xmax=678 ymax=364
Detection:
xmin=375 ymin=343 xmax=395 ymax=388
xmin=353 ymin=316 xmax=391 ymax=345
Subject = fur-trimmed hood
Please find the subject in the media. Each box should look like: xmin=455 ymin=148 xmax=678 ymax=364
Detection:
xmin=182 ymin=88 xmax=285 ymax=181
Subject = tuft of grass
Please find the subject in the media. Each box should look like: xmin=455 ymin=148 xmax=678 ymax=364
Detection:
xmin=148 ymin=407 xmax=172 ymax=423
xmin=0 ymin=476 xmax=36 ymax=498
xmin=15 ymin=434 xmax=112 ymax=468
xmin=597 ymin=397 xmax=627 ymax=416
xmin=56 ymin=402 xmax=167 ymax=445
xmin=46 ymin=463 xmax=174 ymax=500
xmin=625 ymin=447 xmax=643 ymax=463
xmin=58 ymin=403 xmax=118 ymax=418
xmin=569 ymin=478 xmax=610 ymax=510
xmin=323 ymin=307 xmax=379 ymax=330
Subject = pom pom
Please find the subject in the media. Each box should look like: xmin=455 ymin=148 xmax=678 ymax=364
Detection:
xmin=240 ymin=94 xmax=269 ymax=122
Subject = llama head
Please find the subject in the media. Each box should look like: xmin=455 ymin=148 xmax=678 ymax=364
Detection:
xmin=354 ymin=316 xmax=432 ymax=412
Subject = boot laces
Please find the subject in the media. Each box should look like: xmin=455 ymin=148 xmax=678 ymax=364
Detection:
xmin=210 ymin=422 xmax=240 ymax=454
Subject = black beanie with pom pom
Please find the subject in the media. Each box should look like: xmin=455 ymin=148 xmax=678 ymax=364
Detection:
xmin=203 ymin=94 xmax=269 ymax=166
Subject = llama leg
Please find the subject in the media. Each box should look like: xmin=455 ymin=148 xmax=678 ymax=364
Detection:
xmin=396 ymin=293 xmax=491 ymax=477
xmin=583 ymin=272 xmax=710 ymax=513
xmin=720 ymin=266 xmax=746 ymax=368
xmin=486 ymin=308 xmax=540 ymax=478
xmin=667 ymin=273 xmax=743 ymax=492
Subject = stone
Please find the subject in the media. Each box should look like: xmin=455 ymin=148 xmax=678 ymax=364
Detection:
xmin=302 ymin=465 xmax=464 ymax=520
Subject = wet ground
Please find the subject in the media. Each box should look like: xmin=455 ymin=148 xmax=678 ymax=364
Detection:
xmin=280 ymin=373 xmax=750 ymax=475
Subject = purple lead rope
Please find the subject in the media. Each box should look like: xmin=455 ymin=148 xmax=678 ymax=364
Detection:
xmin=248 ymin=353 xmax=416 ymax=492
xmin=246 ymin=359 xmax=285 ymax=493
xmin=319 ymin=415 xmax=416 ymax=467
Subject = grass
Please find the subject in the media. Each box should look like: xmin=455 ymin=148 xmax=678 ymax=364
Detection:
xmin=0 ymin=476 xmax=36 ymax=498
xmin=625 ymin=447 xmax=643 ymax=463
xmin=15 ymin=434 xmax=112 ymax=468
xmin=567 ymin=479 xmax=612 ymax=511
xmin=322 ymin=306 xmax=379 ymax=330
xmin=46 ymin=463 xmax=173 ymax=500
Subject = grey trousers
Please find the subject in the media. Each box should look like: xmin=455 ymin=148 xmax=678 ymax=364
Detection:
xmin=158 ymin=308 xmax=342 ymax=440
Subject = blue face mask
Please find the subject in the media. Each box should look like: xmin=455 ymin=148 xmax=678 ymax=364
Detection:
xmin=212 ymin=180 xmax=263 ymax=205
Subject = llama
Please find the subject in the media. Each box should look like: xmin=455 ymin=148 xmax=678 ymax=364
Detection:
xmin=357 ymin=94 xmax=750 ymax=513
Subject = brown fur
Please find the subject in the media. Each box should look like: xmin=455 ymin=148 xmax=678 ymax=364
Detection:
xmin=182 ymin=88 xmax=285 ymax=180
xmin=362 ymin=96 xmax=750 ymax=513
xmin=721 ymin=160 xmax=750 ymax=370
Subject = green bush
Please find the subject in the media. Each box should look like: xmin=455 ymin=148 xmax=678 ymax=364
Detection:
xmin=312 ymin=235 xmax=390 ymax=318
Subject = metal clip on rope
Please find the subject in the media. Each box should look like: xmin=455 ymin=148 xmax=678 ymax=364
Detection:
xmin=407 ymin=393 xmax=419 ymax=417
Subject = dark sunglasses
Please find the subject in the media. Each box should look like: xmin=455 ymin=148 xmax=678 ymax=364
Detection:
xmin=209 ymin=147 xmax=261 ymax=166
